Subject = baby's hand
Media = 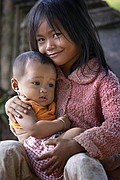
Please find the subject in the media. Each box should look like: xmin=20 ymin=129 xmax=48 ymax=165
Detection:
xmin=58 ymin=115 xmax=71 ymax=130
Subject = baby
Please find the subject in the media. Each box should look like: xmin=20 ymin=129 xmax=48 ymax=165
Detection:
xmin=10 ymin=51 xmax=82 ymax=179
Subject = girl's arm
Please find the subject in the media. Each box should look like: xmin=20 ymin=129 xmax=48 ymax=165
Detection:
xmin=15 ymin=109 xmax=71 ymax=138
xmin=74 ymin=72 xmax=120 ymax=159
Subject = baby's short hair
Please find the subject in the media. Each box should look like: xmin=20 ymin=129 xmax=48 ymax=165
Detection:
xmin=12 ymin=51 xmax=55 ymax=79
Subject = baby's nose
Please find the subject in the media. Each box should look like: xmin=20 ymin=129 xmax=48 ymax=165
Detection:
xmin=40 ymin=88 xmax=47 ymax=93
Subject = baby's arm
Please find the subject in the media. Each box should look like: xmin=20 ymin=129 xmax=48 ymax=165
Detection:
xmin=15 ymin=109 xmax=71 ymax=139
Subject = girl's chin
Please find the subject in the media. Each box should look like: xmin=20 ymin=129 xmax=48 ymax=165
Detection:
xmin=52 ymin=61 xmax=65 ymax=66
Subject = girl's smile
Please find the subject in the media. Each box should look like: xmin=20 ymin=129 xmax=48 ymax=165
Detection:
xmin=36 ymin=20 xmax=80 ymax=76
xmin=47 ymin=50 xmax=64 ymax=59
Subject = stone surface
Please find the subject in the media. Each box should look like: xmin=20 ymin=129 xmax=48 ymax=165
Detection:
xmin=90 ymin=7 xmax=120 ymax=28
xmin=85 ymin=0 xmax=120 ymax=80
xmin=99 ymin=25 xmax=120 ymax=80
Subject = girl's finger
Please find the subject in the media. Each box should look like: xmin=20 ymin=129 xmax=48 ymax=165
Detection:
xmin=37 ymin=151 xmax=51 ymax=160
xmin=12 ymin=99 xmax=31 ymax=113
xmin=7 ymin=107 xmax=22 ymax=120
xmin=8 ymin=112 xmax=17 ymax=122
xmin=45 ymin=138 xmax=57 ymax=146
xmin=41 ymin=155 xmax=56 ymax=171
xmin=57 ymin=163 xmax=64 ymax=176
xmin=46 ymin=160 xmax=60 ymax=176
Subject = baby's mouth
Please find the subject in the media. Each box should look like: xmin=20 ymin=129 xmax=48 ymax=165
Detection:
xmin=39 ymin=96 xmax=47 ymax=101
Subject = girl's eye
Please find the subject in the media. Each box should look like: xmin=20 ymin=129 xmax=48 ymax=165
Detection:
xmin=53 ymin=33 xmax=62 ymax=38
xmin=37 ymin=38 xmax=45 ymax=44
xmin=32 ymin=82 xmax=40 ymax=85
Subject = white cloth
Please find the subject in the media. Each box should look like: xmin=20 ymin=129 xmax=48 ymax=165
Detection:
xmin=63 ymin=153 xmax=108 ymax=180
xmin=0 ymin=140 xmax=39 ymax=180
xmin=0 ymin=140 xmax=110 ymax=180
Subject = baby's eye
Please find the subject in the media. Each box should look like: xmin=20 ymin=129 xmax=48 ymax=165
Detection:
xmin=32 ymin=82 xmax=40 ymax=85
xmin=48 ymin=83 xmax=54 ymax=88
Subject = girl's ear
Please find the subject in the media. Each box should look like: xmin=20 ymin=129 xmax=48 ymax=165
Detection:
xmin=11 ymin=78 xmax=19 ymax=92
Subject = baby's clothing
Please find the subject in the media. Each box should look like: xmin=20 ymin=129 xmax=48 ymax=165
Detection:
xmin=24 ymin=135 xmax=63 ymax=180
xmin=10 ymin=100 xmax=56 ymax=128
xmin=10 ymin=100 xmax=62 ymax=179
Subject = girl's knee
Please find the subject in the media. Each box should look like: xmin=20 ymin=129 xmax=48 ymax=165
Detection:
xmin=65 ymin=153 xmax=104 ymax=170
xmin=0 ymin=140 xmax=24 ymax=157
xmin=66 ymin=153 xmax=92 ymax=165
xmin=64 ymin=153 xmax=108 ymax=180
xmin=0 ymin=140 xmax=20 ymax=151
xmin=0 ymin=140 xmax=19 ymax=146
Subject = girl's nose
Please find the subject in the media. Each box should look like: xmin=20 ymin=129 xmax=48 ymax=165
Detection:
xmin=46 ymin=39 xmax=56 ymax=51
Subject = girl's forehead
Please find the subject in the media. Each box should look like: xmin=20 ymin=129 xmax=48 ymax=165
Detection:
xmin=38 ymin=18 xmax=62 ymax=32
xmin=36 ymin=19 xmax=69 ymax=39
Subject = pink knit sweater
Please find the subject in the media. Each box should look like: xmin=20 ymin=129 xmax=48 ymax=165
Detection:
xmin=56 ymin=59 xmax=120 ymax=160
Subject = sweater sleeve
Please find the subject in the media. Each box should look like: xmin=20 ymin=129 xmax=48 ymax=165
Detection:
xmin=74 ymin=71 xmax=120 ymax=160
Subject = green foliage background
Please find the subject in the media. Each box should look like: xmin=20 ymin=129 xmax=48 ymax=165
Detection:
xmin=105 ymin=0 xmax=120 ymax=11
xmin=0 ymin=92 xmax=12 ymax=124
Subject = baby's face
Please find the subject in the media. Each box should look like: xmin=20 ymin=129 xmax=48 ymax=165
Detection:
xmin=18 ymin=61 xmax=56 ymax=106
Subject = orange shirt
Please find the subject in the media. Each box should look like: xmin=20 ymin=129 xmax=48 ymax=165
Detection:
xmin=10 ymin=100 xmax=56 ymax=129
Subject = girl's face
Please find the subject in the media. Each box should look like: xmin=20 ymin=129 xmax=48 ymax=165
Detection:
xmin=36 ymin=20 xmax=80 ymax=75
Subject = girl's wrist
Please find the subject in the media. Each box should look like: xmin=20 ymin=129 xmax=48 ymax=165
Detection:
xmin=69 ymin=139 xmax=86 ymax=155
xmin=58 ymin=117 xmax=66 ymax=130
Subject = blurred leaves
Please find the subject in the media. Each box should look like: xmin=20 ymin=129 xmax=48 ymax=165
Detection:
xmin=0 ymin=89 xmax=13 ymax=124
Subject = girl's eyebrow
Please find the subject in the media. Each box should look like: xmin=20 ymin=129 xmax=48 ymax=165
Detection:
xmin=36 ymin=28 xmax=60 ymax=37
xmin=36 ymin=34 xmax=42 ymax=38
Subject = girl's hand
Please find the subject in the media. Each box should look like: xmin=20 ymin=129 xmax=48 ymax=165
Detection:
xmin=37 ymin=138 xmax=84 ymax=176
xmin=5 ymin=96 xmax=31 ymax=122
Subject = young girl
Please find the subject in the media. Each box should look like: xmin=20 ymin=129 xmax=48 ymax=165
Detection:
xmin=2 ymin=0 xmax=120 ymax=179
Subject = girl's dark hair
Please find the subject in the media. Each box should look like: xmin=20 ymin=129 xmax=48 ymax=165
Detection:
xmin=26 ymin=0 xmax=110 ymax=74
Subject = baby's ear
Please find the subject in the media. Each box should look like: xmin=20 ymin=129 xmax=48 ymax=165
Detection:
xmin=11 ymin=78 xmax=19 ymax=92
